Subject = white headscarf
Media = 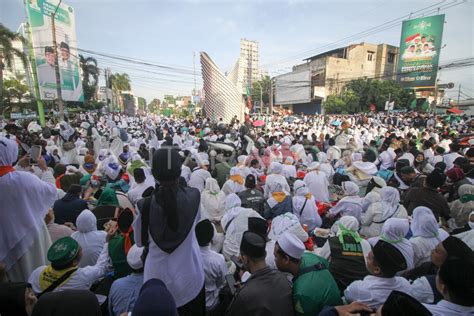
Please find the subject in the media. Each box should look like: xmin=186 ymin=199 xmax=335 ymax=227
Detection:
xmin=411 ymin=206 xmax=448 ymax=240
xmin=379 ymin=187 xmax=401 ymax=221
xmin=0 ymin=137 xmax=18 ymax=166
xmin=269 ymin=162 xmax=282 ymax=174
xmin=334 ymin=215 xmax=360 ymax=235
xmin=343 ymin=181 xmax=359 ymax=196
xmin=268 ymin=212 xmax=308 ymax=242
xmin=59 ymin=121 xmax=75 ymax=141
xmin=369 ymin=218 xmax=414 ymax=271
xmin=201 ymin=178 xmax=225 ymax=221
xmin=362 ymin=191 xmax=381 ymax=212
xmin=317 ymin=152 xmax=328 ymax=164
xmin=293 ymin=180 xmax=309 ymax=197
xmin=71 ymin=210 xmax=106 ymax=267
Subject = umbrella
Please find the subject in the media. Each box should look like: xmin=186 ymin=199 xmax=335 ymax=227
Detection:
xmin=447 ymin=108 xmax=463 ymax=115
xmin=253 ymin=120 xmax=265 ymax=127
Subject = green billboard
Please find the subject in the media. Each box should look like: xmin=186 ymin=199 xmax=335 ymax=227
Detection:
xmin=397 ymin=14 xmax=445 ymax=88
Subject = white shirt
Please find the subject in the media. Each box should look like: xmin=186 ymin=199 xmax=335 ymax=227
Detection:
xmin=424 ymin=300 xmax=474 ymax=316
xmin=344 ymin=275 xmax=412 ymax=309
xmin=28 ymin=244 xmax=111 ymax=294
xmin=303 ymin=171 xmax=330 ymax=203
xmin=188 ymin=168 xmax=211 ymax=193
xmin=410 ymin=236 xmax=441 ymax=267
xmin=199 ymin=246 xmax=227 ymax=310
xmin=181 ymin=165 xmax=192 ymax=183
xmin=378 ymin=151 xmax=394 ymax=170
xmin=443 ymin=152 xmax=462 ymax=171
xmin=127 ymin=180 xmax=155 ymax=206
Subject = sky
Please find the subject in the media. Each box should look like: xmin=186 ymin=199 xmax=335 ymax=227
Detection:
xmin=1 ymin=0 xmax=473 ymax=102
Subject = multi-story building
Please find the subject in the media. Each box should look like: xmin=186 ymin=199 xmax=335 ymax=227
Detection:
xmin=239 ymin=38 xmax=260 ymax=92
xmin=281 ymin=42 xmax=399 ymax=114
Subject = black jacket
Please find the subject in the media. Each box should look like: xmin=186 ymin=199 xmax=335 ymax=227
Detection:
xmin=53 ymin=193 xmax=88 ymax=224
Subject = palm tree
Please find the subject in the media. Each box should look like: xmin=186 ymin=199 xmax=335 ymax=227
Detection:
xmin=79 ymin=54 xmax=99 ymax=104
xmin=0 ymin=23 xmax=28 ymax=110
xmin=108 ymin=73 xmax=131 ymax=111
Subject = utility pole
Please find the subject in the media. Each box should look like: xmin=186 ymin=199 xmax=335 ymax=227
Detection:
xmin=457 ymin=84 xmax=461 ymax=106
xmin=193 ymin=51 xmax=196 ymax=96
xmin=269 ymin=78 xmax=273 ymax=115
xmin=51 ymin=0 xmax=64 ymax=120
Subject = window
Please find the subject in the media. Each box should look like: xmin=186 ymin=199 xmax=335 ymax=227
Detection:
xmin=367 ymin=51 xmax=374 ymax=61
xmin=388 ymin=53 xmax=395 ymax=63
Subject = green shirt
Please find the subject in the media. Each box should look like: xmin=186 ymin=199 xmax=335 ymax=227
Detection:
xmin=293 ymin=253 xmax=342 ymax=316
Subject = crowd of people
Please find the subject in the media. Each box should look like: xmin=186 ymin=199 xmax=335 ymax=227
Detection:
xmin=0 ymin=110 xmax=473 ymax=316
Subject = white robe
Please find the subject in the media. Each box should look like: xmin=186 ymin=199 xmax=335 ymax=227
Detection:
xmin=303 ymin=171 xmax=330 ymax=203
xmin=71 ymin=210 xmax=107 ymax=267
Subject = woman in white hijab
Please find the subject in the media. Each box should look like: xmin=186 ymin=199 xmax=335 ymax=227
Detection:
xmin=409 ymin=206 xmax=449 ymax=267
xmin=71 ymin=210 xmax=107 ymax=267
xmin=316 ymin=152 xmax=334 ymax=182
xmin=328 ymin=181 xmax=363 ymax=221
xmin=0 ymin=137 xmax=56 ymax=282
xmin=368 ymin=218 xmax=414 ymax=272
xmin=361 ymin=191 xmax=381 ymax=213
xmin=292 ymin=180 xmax=322 ymax=231
xmin=221 ymin=167 xmax=245 ymax=196
xmin=360 ymin=187 xmax=408 ymax=238
xmin=448 ymin=184 xmax=474 ymax=231
xmin=201 ymin=178 xmax=225 ymax=222
xmin=317 ymin=216 xmax=371 ymax=264
xmin=221 ymin=194 xmax=262 ymax=260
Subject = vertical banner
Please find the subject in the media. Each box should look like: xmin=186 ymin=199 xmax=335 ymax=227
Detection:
xmin=26 ymin=0 xmax=83 ymax=101
xmin=397 ymin=14 xmax=445 ymax=88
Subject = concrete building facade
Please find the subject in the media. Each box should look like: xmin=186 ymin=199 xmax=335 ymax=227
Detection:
xmin=239 ymin=38 xmax=260 ymax=92
xmin=291 ymin=42 xmax=399 ymax=112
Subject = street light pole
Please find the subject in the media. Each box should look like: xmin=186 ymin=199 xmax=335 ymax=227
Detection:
xmin=51 ymin=0 xmax=64 ymax=120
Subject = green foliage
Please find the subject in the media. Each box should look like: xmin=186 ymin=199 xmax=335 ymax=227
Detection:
xmin=164 ymin=95 xmax=175 ymax=105
xmin=79 ymin=55 xmax=99 ymax=104
xmin=324 ymin=90 xmax=360 ymax=114
xmin=0 ymin=23 xmax=28 ymax=108
xmin=147 ymin=98 xmax=161 ymax=113
xmin=109 ymin=73 xmax=131 ymax=91
xmin=344 ymin=79 xmax=414 ymax=112
xmin=252 ymin=75 xmax=271 ymax=105
xmin=137 ymin=97 xmax=146 ymax=111
xmin=324 ymin=79 xmax=415 ymax=114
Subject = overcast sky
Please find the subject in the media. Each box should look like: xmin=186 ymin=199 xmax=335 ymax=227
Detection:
xmin=1 ymin=0 xmax=473 ymax=101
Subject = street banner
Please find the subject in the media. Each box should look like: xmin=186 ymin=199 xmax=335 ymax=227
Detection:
xmin=26 ymin=0 xmax=83 ymax=101
xmin=397 ymin=14 xmax=445 ymax=88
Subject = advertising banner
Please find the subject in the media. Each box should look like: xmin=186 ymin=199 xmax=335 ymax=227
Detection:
xmin=397 ymin=14 xmax=445 ymax=88
xmin=26 ymin=0 xmax=83 ymax=101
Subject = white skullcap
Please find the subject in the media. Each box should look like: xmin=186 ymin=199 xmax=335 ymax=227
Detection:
xmin=201 ymin=159 xmax=210 ymax=166
xmin=277 ymin=232 xmax=305 ymax=259
xmin=126 ymin=245 xmax=144 ymax=270
xmin=269 ymin=162 xmax=282 ymax=174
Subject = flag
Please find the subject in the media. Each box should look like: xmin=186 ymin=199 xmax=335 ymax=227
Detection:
xmin=246 ymin=85 xmax=252 ymax=111
xmin=410 ymin=99 xmax=417 ymax=110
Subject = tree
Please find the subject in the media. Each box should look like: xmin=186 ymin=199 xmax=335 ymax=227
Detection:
xmin=79 ymin=55 xmax=99 ymax=104
xmin=345 ymin=79 xmax=415 ymax=111
xmin=252 ymin=75 xmax=271 ymax=106
xmin=147 ymin=98 xmax=161 ymax=113
xmin=0 ymin=23 xmax=28 ymax=109
xmin=323 ymin=90 xmax=360 ymax=114
xmin=109 ymin=73 xmax=131 ymax=91
xmin=137 ymin=97 xmax=146 ymax=111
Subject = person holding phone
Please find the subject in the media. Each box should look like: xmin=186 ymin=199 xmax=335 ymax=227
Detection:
xmin=1 ymin=136 xmax=57 ymax=282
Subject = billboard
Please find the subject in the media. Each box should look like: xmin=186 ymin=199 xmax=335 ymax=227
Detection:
xmin=26 ymin=0 xmax=83 ymax=101
xmin=275 ymin=69 xmax=311 ymax=105
xmin=397 ymin=14 xmax=445 ymax=88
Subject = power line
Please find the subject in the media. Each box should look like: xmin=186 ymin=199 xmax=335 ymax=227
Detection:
xmin=263 ymin=0 xmax=465 ymax=71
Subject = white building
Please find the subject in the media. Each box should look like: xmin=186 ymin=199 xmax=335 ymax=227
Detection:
xmin=239 ymin=38 xmax=260 ymax=92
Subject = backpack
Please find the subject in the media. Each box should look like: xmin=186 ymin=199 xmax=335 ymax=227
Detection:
xmin=376 ymin=169 xmax=394 ymax=182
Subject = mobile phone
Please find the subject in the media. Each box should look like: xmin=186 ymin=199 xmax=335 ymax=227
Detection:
xmin=29 ymin=145 xmax=41 ymax=163
xmin=225 ymin=274 xmax=237 ymax=295
xmin=230 ymin=255 xmax=243 ymax=270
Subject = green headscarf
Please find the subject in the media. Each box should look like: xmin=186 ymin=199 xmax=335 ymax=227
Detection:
xmin=460 ymin=194 xmax=474 ymax=204
xmin=97 ymin=187 xmax=119 ymax=206
xmin=338 ymin=223 xmax=362 ymax=245
xmin=127 ymin=160 xmax=147 ymax=175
